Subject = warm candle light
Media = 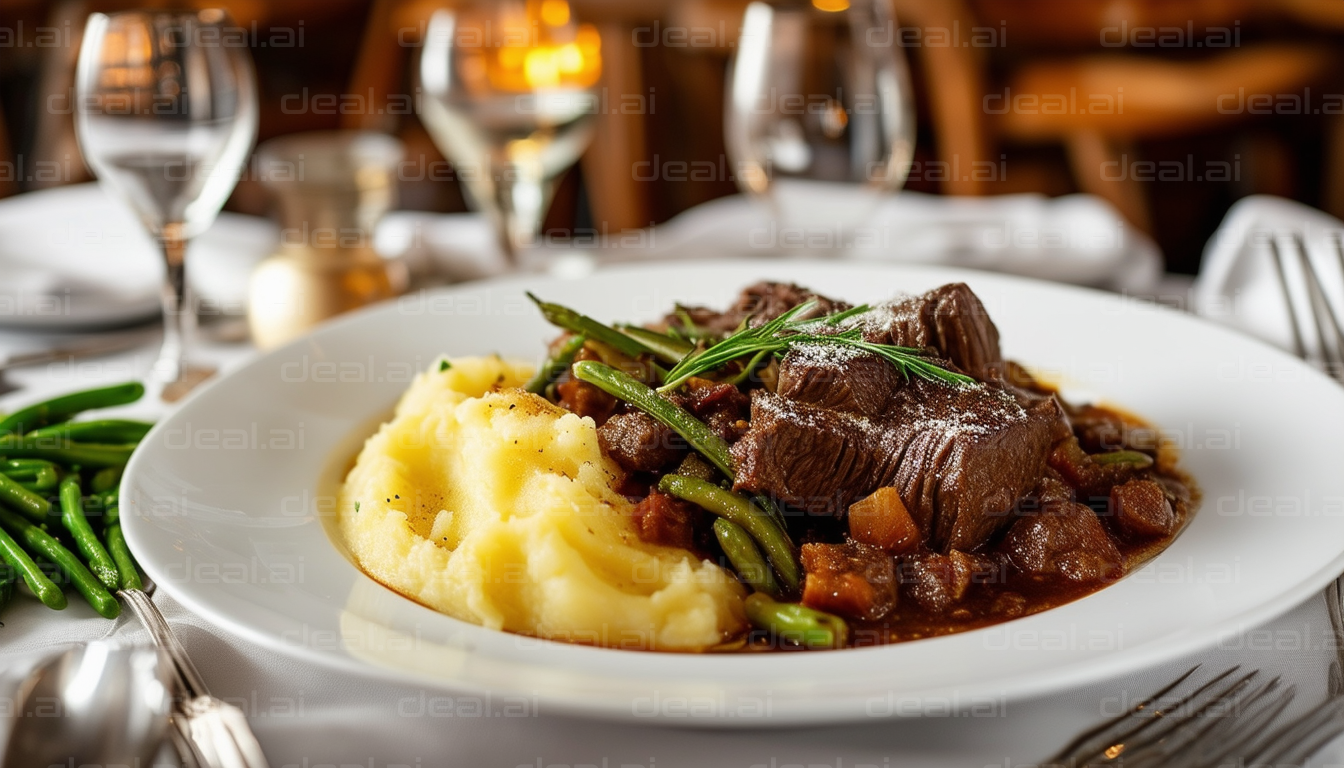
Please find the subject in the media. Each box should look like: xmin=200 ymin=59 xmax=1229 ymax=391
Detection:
xmin=812 ymin=0 xmax=850 ymax=11
xmin=470 ymin=1 xmax=601 ymax=94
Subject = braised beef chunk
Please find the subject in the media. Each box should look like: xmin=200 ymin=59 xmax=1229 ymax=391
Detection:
xmin=598 ymin=412 xmax=685 ymax=473
xmin=673 ymin=378 xmax=751 ymax=442
xmin=1001 ymin=501 xmax=1123 ymax=584
xmin=631 ymin=490 xmax=703 ymax=551
xmin=900 ymin=550 xmax=999 ymax=613
xmin=1111 ymin=479 xmax=1176 ymax=538
xmin=777 ymin=348 xmax=907 ymax=416
xmin=666 ymin=282 xmax=850 ymax=335
xmin=869 ymin=283 xmax=1004 ymax=382
xmin=733 ymin=377 xmax=1065 ymax=552
xmin=800 ymin=541 xmax=896 ymax=621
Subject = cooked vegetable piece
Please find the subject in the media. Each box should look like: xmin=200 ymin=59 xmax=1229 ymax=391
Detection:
xmin=524 ymin=333 xmax=587 ymax=395
xmin=0 ymin=436 xmax=136 ymax=468
xmin=573 ymin=361 xmax=735 ymax=478
xmin=104 ymin=520 xmax=142 ymax=591
xmin=713 ymin=518 xmax=781 ymax=598
xmin=0 ymin=507 xmax=118 ymax=617
xmin=1 ymin=459 xmax=59 ymax=491
xmin=847 ymin=487 xmax=920 ymax=553
xmin=0 ymin=382 xmax=144 ymax=436
xmin=26 ymin=419 xmax=153 ymax=445
xmin=59 ymin=474 xmax=119 ymax=590
xmin=630 ymin=490 xmax=701 ymax=551
xmin=657 ymin=474 xmax=800 ymax=594
xmin=91 ymin=467 xmax=122 ymax=494
xmin=799 ymin=541 xmax=896 ymax=621
xmin=1093 ymin=450 xmax=1155 ymax=468
xmin=744 ymin=592 xmax=848 ymax=649
xmin=0 ymin=524 xmax=65 ymax=609
xmin=0 ymin=471 xmax=52 ymax=522
xmin=616 ymin=325 xmax=693 ymax=365
xmin=528 ymin=294 xmax=662 ymax=360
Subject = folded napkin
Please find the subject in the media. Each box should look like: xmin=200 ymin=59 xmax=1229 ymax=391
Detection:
xmin=1192 ymin=195 xmax=1344 ymax=353
xmin=378 ymin=185 xmax=1164 ymax=293
xmin=0 ymin=184 xmax=278 ymax=330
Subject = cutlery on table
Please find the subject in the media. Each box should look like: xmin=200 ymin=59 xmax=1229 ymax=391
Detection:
xmin=120 ymin=584 xmax=272 ymax=768
xmin=2 ymin=641 xmax=173 ymax=767
xmin=0 ymin=329 xmax=153 ymax=396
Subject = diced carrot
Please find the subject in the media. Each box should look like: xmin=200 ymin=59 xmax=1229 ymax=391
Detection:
xmin=847 ymin=487 xmax=920 ymax=553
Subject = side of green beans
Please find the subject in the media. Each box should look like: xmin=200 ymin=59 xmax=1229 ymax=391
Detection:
xmin=0 ymin=564 xmax=14 ymax=611
xmin=0 ymin=436 xmax=136 ymax=468
xmin=104 ymin=521 xmax=142 ymax=591
xmin=0 ymin=381 xmax=144 ymax=436
xmin=0 ymin=507 xmax=116 ymax=617
xmin=572 ymin=360 xmax=735 ymax=478
xmin=525 ymin=333 xmax=587 ymax=395
xmin=713 ymin=518 xmax=781 ymax=598
xmin=1093 ymin=450 xmax=1156 ymax=468
xmin=59 ymin=475 xmax=119 ymax=591
xmin=0 ymin=471 xmax=52 ymax=522
xmin=528 ymin=294 xmax=662 ymax=361
xmin=744 ymin=593 xmax=848 ymax=649
xmin=616 ymin=325 xmax=694 ymax=365
xmin=0 ymin=524 xmax=65 ymax=610
xmin=658 ymin=474 xmax=800 ymax=594
xmin=26 ymin=419 xmax=154 ymax=445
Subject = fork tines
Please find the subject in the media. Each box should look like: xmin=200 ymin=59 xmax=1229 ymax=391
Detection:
xmin=1270 ymin=232 xmax=1344 ymax=382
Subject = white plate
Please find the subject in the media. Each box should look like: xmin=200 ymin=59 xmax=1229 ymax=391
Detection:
xmin=122 ymin=261 xmax=1344 ymax=726
xmin=0 ymin=184 xmax=277 ymax=329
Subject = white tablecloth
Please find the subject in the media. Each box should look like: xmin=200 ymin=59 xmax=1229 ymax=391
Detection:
xmin=2 ymin=308 xmax=1344 ymax=768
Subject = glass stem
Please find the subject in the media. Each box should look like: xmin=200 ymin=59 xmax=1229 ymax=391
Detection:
xmin=154 ymin=223 xmax=193 ymax=383
xmin=493 ymin=156 xmax=551 ymax=266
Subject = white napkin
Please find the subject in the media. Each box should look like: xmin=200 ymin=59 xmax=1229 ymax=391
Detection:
xmin=615 ymin=185 xmax=1164 ymax=292
xmin=0 ymin=184 xmax=278 ymax=330
xmin=1192 ymin=195 xmax=1344 ymax=353
xmin=375 ymin=186 xmax=1164 ymax=293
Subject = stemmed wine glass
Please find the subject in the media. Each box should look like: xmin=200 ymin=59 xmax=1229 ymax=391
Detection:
xmin=75 ymin=9 xmax=258 ymax=401
xmin=417 ymin=1 xmax=602 ymax=266
xmin=726 ymin=0 xmax=915 ymax=235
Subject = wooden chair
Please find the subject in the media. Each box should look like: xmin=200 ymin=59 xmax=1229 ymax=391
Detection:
xmin=893 ymin=0 xmax=1337 ymax=232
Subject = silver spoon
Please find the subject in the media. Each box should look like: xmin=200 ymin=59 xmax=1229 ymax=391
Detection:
xmin=2 ymin=641 xmax=174 ymax=766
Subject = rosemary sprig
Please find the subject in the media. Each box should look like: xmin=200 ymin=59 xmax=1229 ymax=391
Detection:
xmin=657 ymin=301 xmax=975 ymax=392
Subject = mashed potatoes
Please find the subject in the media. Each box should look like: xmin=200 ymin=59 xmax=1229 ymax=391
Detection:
xmin=338 ymin=356 xmax=747 ymax=651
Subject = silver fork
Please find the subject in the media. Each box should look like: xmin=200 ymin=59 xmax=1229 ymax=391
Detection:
xmin=1269 ymin=233 xmax=1344 ymax=382
xmin=120 ymin=582 xmax=271 ymax=768
xmin=1045 ymin=665 xmax=1344 ymax=767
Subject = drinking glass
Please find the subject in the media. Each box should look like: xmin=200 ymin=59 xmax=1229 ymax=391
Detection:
xmin=726 ymin=0 xmax=915 ymax=233
xmin=75 ymin=9 xmax=258 ymax=401
xmin=418 ymin=1 xmax=601 ymax=265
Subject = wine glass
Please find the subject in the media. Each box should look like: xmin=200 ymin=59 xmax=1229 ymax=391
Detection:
xmin=726 ymin=0 xmax=915 ymax=235
xmin=417 ymin=1 xmax=601 ymax=266
xmin=75 ymin=9 xmax=258 ymax=401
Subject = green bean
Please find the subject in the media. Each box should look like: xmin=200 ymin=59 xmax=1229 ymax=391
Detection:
xmin=658 ymin=474 xmax=800 ymax=594
xmin=0 ymin=471 xmax=52 ymax=522
xmin=744 ymin=593 xmax=848 ymax=649
xmin=528 ymin=294 xmax=662 ymax=360
xmin=26 ymin=420 xmax=153 ymax=445
xmin=103 ymin=523 xmax=142 ymax=591
xmin=572 ymin=361 xmax=735 ymax=478
xmin=1093 ymin=450 xmax=1155 ymax=468
xmin=59 ymin=475 xmax=118 ymax=591
xmin=1 ymin=458 xmax=60 ymax=491
xmin=713 ymin=518 xmax=781 ymax=598
xmin=90 ymin=467 xmax=122 ymax=494
xmin=525 ymin=334 xmax=587 ymax=395
xmin=0 ymin=435 xmax=136 ymax=468
xmin=616 ymin=325 xmax=694 ymax=365
xmin=0 ymin=507 xmax=117 ymax=618
xmin=0 ymin=382 xmax=144 ymax=436
xmin=103 ymin=499 xmax=120 ymax=527
xmin=0 ymin=523 xmax=65 ymax=609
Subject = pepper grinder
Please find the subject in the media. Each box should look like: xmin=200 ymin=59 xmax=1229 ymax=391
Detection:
xmin=248 ymin=131 xmax=408 ymax=350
